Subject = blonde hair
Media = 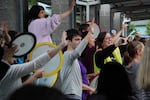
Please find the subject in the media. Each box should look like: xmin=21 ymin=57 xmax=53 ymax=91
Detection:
xmin=137 ymin=39 xmax=150 ymax=89
xmin=124 ymin=41 xmax=144 ymax=65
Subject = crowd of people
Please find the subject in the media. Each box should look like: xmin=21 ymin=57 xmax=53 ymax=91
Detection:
xmin=0 ymin=0 xmax=150 ymax=100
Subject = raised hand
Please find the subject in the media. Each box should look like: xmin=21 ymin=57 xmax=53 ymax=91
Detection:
xmin=121 ymin=24 xmax=128 ymax=30
xmin=90 ymin=18 xmax=95 ymax=34
xmin=87 ymin=18 xmax=95 ymax=35
xmin=69 ymin=0 xmax=76 ymax=11
xmin=61 ymin=31 xmax=69 ymax=46
xmin=60 ymin=0 xmax=76 ymax=20
xmin=1 ymin=21 xmax=8 ymax=34
xmin=1 ymin=21 xmax=11 ymax=43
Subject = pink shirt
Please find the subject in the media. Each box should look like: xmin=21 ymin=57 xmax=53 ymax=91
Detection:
xmin=28 ymin=14 xmax=61 ymax=43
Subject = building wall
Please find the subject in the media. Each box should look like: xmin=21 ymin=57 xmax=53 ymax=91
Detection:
xmin=0 ymin=0 xmax=27 ymax=32
xmin=113 ymin=12 xmax=121 ymax=31
xmin=99 ymin=4 xmax=111 ymax=31
xmin=51 ymin=0 xmax=72 ymax=44
xmin=0 ymin=0 xmax=17 ymax=31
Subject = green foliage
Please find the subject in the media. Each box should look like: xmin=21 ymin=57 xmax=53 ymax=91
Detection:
xmin=28 ymin=0 xmax=37 ymax=9
xmin=146 ymin=21 xmax=150 ymax=35
xmin=28 ymin=0 xmax=37 ymax=5
xmin=128 ymin=24 xmax=136 ymax=32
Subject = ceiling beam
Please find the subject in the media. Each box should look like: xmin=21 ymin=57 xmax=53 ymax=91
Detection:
xmin=111 ymin=5 xmax=150 ymax=12
xmin=101 ymin=0 xmax=135 ymax=4
xmin=126 ymin=12 xmax=150 ymax=17
xmin=125 ymin=11 xmax=150 ymax=21
xmin=130 ymin=15 xmax=150 ymax=21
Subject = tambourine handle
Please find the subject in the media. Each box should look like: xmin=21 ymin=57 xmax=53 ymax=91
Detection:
xmin=87 ymin=21 xmax=101 ymax=38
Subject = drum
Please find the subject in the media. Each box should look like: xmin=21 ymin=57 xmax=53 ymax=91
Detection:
xmin=11 ymin=32 xmax=36 ymax=57
xmin=29 ymin=42 xmax=64 ymax=87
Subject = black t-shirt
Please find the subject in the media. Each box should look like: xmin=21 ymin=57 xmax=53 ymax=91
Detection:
xmin=0 ymin=61 xmax=10 ymax=80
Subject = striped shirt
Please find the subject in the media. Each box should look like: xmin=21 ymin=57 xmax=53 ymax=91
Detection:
xmin=141 ymin=89 xmax=150 ymax=100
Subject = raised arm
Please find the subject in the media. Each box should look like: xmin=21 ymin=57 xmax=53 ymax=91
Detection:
xmin=1 ymin=21 xmax=11 ymax=44
xmin=72 ymin=18 xmax=95 ymax=57
xmin=48 ymin=31 xmax=68 ymax=58
xmin=60 ymin=0 xmax=75 ymax=20
xmin=3 ymin=32 xmax=68 ymax=78
xmin=112 ymin=24 xmax=128 ymax=43
xmin=81 ymin=18 xmax=95 ymax=43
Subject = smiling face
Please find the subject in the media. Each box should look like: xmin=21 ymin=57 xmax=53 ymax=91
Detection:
xmin=102 ymin=32 xmax=113 ymax=49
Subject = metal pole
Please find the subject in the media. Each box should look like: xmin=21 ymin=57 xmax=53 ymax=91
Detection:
xmin=86 ymin=5 xmax=90 ymax=21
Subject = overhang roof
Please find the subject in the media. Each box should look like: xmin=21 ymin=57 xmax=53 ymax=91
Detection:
xmin=101 ymin=0 xmax=150 ymax=21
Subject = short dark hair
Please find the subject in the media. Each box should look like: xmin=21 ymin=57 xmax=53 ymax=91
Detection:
xmin=66 ymin=29 xmax=82 ymax=41
xmin=79 ymin=24 xmax=90 ymax=38
xmin=79 ymin=23 xmax=89 ymax=32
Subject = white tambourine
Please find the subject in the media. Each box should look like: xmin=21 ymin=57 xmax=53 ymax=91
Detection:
xmin=11 ymin=32 xmax=36 ymax=57
xmin=29 ymin=42 xmax=64 ymax=77
xmin=110 ymin=28 xmax=117 ymax=35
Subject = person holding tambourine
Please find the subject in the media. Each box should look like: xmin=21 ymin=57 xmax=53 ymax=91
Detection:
xmin=0 ymin=33 xmax=68 ymax=100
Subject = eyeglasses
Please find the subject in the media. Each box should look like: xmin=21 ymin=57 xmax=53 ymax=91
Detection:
xmin=104 ymin=37 xmax=111 ymax=40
